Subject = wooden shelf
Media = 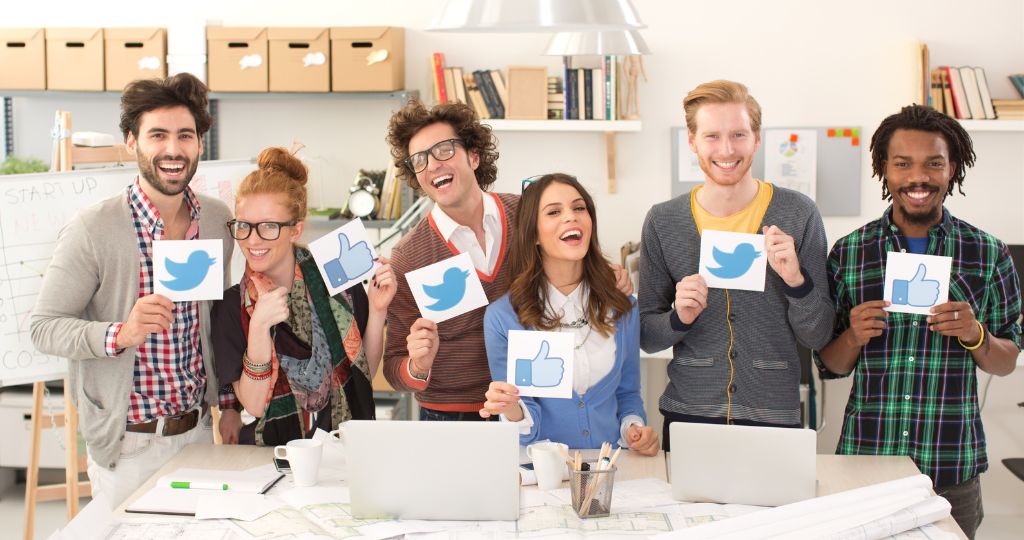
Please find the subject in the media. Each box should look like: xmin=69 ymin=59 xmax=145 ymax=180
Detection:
xmin=958 ymin=119 xmax=1024 ymax=132
xmin=483 ymin=119 xmax=641 ymax=132
xmin=482 ymin=119 xmax=641 ymax=192
xmin=1 ymin=89 xmax=419 ymax=161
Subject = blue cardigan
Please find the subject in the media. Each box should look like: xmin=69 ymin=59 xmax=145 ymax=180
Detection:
xmin=483 ymin=294 xmax=646 ymax=448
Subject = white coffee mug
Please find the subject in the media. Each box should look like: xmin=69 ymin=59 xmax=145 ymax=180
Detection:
xmin=527 ymin=441 xmax=569 ymax=490
xmin=274 ymin=439 xmax=323 ymax=487
xmin=328 ymin=428 xmax=345 ymax=447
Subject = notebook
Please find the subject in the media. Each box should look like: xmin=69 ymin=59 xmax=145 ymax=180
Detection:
xmin=669 ymin=422 xmax=816 ymax=506
xmin=343 ymin=420 xmax=520 ymax=520
xmin=125 ymin=463 xmax=284 ymax=516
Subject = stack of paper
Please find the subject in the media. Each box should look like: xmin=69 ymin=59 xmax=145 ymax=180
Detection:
xmin=653 ymin=475 xmax=951 ymax=540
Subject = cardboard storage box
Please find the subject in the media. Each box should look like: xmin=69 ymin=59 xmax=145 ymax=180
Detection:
xmin=0 ymin=28 xmax=46 ymax=90
xmin=46 ymin=28 xmax=104 ymax=91
xmin=105 ymin=28 xmax=166 ymax=91
xmin=330 ymin=26 xmax=404 ymax=92
xmin=268 ymin=27 xmax=330 ymax=92
xmin=207 ymin=27 xmax=268 ymax=92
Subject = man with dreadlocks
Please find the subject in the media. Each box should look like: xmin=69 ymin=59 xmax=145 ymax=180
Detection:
xmin=815 ymin=104 xmax=1021 ymax=539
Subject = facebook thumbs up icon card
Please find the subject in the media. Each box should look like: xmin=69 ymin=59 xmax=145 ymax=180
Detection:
xmin=309 ymin=218 xmax=378 ymax=296
xmin=153 ymin=239 xmax=224 ymax=301
xmin=507 ymin=330 xmax=574 ymax=398
xmin=698 ymin=229 xmax=767 ymax=291
xmin=884 ymin=252 xmax=953 ymax=315
xmin=405 ymin=252 xmax=488 ymax=323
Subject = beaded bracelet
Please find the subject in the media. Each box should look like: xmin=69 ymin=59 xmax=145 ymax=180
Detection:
xmin=242 ymin=352 xmax=272 ymax=375
xmin=958 ymin=321 xmax=986 ymax=351
xmin=243 ymin=365 xmax=272 ymax=381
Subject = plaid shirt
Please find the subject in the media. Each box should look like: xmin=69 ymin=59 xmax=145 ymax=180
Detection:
xmin=815 ymin=206 xmax=1022 ymax=488
xmin=101 ymin=179 xmax=239 ymax=422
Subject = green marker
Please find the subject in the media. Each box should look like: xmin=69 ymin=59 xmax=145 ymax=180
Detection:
xmin=170 ymin=481 xmax=229 ymax=490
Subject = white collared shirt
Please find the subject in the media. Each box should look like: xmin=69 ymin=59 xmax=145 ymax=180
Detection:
xmin=548 ymin=282 xmax=614 ymax=396
xmin=430 ymin=190 xmax=502 ymax=274
xmin=504 ymin=282 xmax=644 ymax=446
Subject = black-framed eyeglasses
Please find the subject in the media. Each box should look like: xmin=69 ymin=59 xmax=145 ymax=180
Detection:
xmin=226 ymin=219 xmax=298 ymax=241
xmin=404 ymin=138 xmax=464 ymax=174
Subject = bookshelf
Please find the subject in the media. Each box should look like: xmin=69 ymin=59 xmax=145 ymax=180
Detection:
xmin=958 ymin=120 xmax=1024 ymax=132
xmin=484 ymin=119 xmax=642 ymax=192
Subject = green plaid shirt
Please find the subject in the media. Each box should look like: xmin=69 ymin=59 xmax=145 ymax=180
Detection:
xmin=815 ymin=207 xmax=1022 ymax=488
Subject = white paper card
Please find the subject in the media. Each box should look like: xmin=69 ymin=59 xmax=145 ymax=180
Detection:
xmin=153 ymin=239 xmax=224 ymax=301
xmin=506 ymin=330 xmax=574 ymax=399
xmin=698 ymin=230 xmax=767 ymax=291
xmin=405 ymin=252 xmax=488 ymax=323
xmin=884 ymin=252 xmax=953 ymax=315
xmin=308 ymin=218 xmax=378 ymax=296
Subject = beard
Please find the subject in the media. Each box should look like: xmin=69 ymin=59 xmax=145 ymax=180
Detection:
xmin=697 ymin=154 xmax=753 ymax=187
xmin=889 ymin=180 xmax=945 ymax=226
xmin=898 ymin=202 xmax=943 ymax=226
xmin=136 ymin=149 xmax=198 ymax=197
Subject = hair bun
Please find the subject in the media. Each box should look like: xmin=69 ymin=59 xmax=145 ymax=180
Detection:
xmin=256 ymin=147 xmax=308 ymax=186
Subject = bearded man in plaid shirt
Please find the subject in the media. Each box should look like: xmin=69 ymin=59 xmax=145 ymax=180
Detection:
xmin=816 ymin=104 xmax=1021 ymax=539
xmin=31 ymin=74 xmax=235 ymax=507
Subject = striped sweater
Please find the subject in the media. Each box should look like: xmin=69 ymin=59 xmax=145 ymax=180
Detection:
xmin=383 ymin=192 xmax=519 ymax=411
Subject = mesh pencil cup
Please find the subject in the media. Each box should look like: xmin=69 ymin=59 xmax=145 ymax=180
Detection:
xmin=570 ymin=465 xmax=616 ymax=518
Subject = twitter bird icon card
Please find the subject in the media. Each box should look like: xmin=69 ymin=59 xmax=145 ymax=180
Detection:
xmin=698 ymin=229 xmax=767 ymax=291
xmin=405 ymin=252 xmax=488 ymax=323
xmin=153 ymin=240 xmax=224 ymax=302
xmin=883 ymin=252 xmax=952 ymax=315
xmin=308 ymin=218 xmax=378 ymax=296
xmin=507 ymin=330 xmax=574 ymax=399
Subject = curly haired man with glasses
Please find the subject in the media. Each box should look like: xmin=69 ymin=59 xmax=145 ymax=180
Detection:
xmin=383 ymin=101 xmax=631 ymax=421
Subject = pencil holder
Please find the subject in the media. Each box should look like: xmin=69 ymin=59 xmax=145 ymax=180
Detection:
xmin=570 ymin=464 xmax=616 ymax=518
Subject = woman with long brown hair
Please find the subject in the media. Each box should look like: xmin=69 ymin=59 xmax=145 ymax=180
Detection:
xmin=479 ymin=174 xmax=658 ymax=454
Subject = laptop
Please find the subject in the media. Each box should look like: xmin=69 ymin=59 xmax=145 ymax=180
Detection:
xmin=343 ymin=420 xmax=520 ymax=520
xmin=669 ymin=422 xmax=816 ymax=506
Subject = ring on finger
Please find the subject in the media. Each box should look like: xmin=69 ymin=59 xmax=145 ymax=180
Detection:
xmin=953 ymin=310 xmax=959 ymax=321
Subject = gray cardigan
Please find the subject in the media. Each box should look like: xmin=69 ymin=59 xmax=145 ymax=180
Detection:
xmin=638 ymin=186 xmax=834 ymax=425
xmin=30 ymin=188 xmax=233 ymax=470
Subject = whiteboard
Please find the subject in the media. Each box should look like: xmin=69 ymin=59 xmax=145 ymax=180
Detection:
xmin=0 ymin=160 xmax=254 ymax=387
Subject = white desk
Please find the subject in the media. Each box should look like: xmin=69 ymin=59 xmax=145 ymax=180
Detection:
xmin=102 ymin=443 xmax=963 ymax=538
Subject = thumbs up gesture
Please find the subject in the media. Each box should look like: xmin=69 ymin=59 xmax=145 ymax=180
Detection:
xmin=892 ymin=263 xmax=940 ymax=307
xmin=515 ymin=340 xmax=565 ymax=388
xmin=323 ymin=232 xmax=374 ymax=288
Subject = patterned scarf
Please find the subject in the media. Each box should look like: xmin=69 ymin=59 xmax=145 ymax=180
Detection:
xmin=238 ymin=247 xmax=369 ymax=444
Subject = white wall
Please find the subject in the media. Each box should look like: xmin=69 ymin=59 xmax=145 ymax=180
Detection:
xmin=6 ymin=0 xmax=1023 ymax=516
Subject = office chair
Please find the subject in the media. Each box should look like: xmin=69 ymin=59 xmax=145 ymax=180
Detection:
xmin=1003 ymin=401 xmax=1024 ymax=482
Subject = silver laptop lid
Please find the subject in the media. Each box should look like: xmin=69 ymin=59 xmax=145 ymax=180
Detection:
xmin=343 ymin=420 xmax=520 ymax=520
xmin=670 ymin=422 xmax=816 ymax=507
